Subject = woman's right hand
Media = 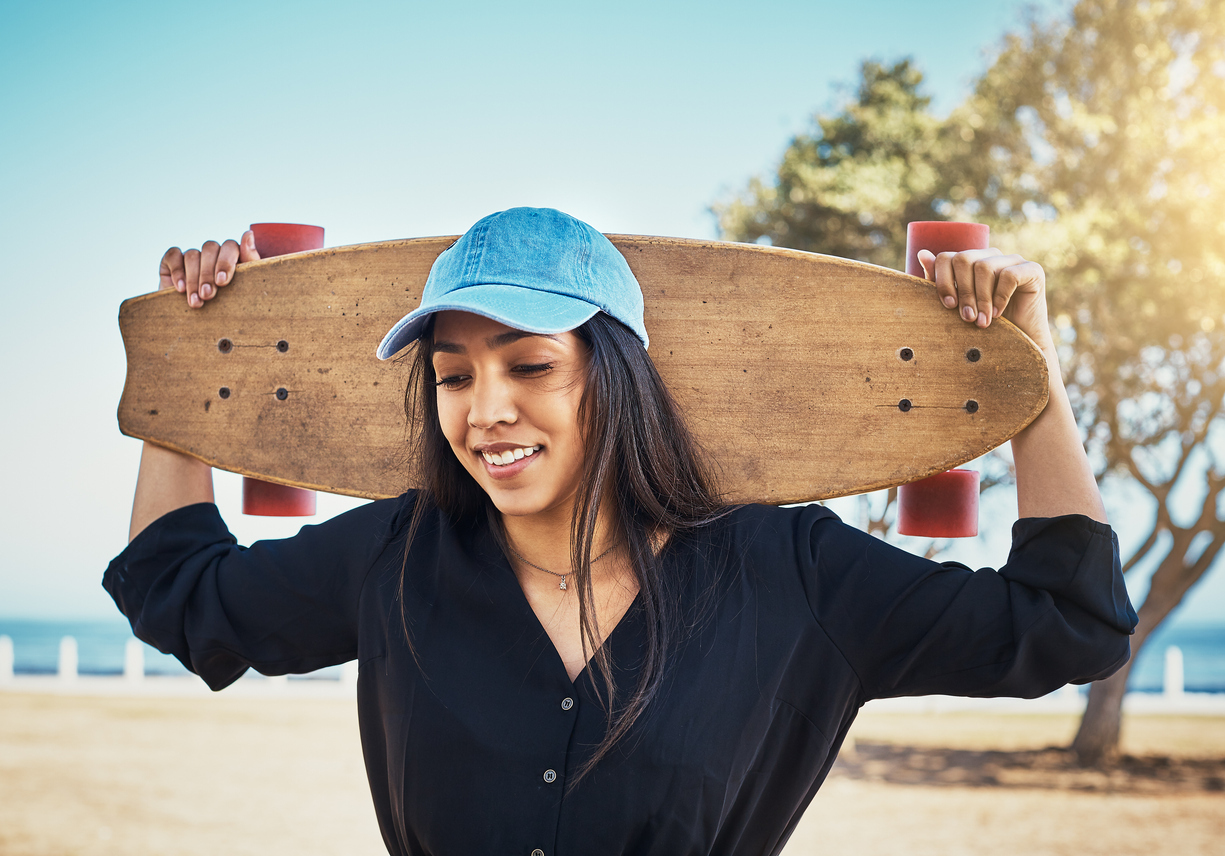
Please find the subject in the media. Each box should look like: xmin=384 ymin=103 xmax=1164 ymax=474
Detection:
xmin=159 ymin=230 xmax=261 ymax=308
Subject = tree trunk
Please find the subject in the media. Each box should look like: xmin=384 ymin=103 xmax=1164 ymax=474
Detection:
xmin=1071 ymin=632 xmax=1144 ymax=765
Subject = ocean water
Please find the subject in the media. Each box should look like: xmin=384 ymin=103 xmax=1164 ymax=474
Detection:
xmin=1126 ymin=621 xmax=1225 ymax=693
xmin=0 ymin=617 xmax=343 ymax=680
xmin=1 ymin=616 xmax=1222 ymax=691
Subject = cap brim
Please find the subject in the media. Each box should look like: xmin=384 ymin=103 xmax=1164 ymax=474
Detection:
xmin=376 ymin=283 xmax=601 ymax=360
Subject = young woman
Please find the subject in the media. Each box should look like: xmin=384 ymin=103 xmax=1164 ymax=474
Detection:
xmin=108 ymin=207 xmax=1136 ymax=856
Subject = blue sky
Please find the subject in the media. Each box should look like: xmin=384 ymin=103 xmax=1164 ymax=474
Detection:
xmin=4 ymin=0 xmax=1222 ymax=625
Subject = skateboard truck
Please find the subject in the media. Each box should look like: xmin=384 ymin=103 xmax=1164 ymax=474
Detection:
xmin=241 ymin=222 xmax=324 ymax=517
xmin=896 ymin=221 xmax=988 ymax=538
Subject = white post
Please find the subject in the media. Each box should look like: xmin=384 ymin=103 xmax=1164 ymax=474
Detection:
xmin=267 ymin=673 xmax=288 ymax=690
xmin=123 ymin=639 xmax=145 ymax=683
xmin=341 ymin=659 xmax=359 ymax=689
xmin=58 ymin=636 xmax=78 ymax=682
xmin=1164 ymin=645 xmax=1185 ymax=697
xmin=0 ymin=635 xmax=13 ymax=683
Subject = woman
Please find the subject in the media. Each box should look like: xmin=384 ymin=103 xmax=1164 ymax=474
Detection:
xmin=108 ymin=207 xmax=1136 ymax=855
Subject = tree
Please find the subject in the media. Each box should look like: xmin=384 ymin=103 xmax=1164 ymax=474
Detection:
xmin=969 ymin=0 xmax=1225 ymax=765
xmin=716 ymin=0 xmax=1225 ymax=765
xmin=715 ymin=59 xmax=948 ymax=270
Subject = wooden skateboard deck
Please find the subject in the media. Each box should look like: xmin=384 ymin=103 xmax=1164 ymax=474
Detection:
xmin=117 ymin=236 xmax=1048 ymax=505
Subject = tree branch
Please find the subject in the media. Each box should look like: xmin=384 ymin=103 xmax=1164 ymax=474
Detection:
xmin=1120 ymin=524 xmax=1163 ymax=575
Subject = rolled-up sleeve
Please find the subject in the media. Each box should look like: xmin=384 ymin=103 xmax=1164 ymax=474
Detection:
xmin=794 ymin=509 xmax=1137 ymax=701
xmin=103 ymin=497 xmax=408 ymax=690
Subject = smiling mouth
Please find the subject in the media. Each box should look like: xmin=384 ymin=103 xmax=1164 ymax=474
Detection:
xmin=480 ymin=445 xmax=543 ymax=467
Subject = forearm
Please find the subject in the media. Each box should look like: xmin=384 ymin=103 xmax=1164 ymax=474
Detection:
xmin=129 ymin=442 xmax=215 ymax=542
xmin=1010 ymin=345 xmax=1107 ymax=524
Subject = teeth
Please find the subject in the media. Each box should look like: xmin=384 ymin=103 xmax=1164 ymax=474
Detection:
xmin=481 ymin=445 xmax=542 ymax=467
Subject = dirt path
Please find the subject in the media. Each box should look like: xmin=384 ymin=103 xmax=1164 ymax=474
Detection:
xmin=2 ymin=695 xmax=1221 ymax=855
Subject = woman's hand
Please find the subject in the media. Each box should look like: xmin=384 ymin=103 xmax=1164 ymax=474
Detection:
xmin=917 ymin=248 xmax=1054 ymax=351
xmin=159 ymin=231 xmax=260 ymax=308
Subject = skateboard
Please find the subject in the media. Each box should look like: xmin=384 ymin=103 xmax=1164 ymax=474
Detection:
xmin=117 ymin=236 xmax=1048 ymax=505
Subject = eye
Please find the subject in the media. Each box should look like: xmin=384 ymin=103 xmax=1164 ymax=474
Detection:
xmin=434 ymin=374 xmax=470 ymax=390
xmin=513 ymin=362 xmax=554 ymax=377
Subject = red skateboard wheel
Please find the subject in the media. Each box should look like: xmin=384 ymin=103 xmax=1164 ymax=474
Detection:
xmin=242 ymin=223 xmax=324 ymax=517
xmin=904 ymin=221 xmax=990 ymax=278
xmin=897 ymin=469 xmax=979 ymax=537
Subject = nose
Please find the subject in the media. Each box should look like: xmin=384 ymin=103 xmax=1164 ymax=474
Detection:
xmin=467 ymin=373 xmax=517 ymax=429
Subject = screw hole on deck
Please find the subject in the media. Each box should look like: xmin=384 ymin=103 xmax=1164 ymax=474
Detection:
xmin=217 ymin=338 xmax=233 ymax=354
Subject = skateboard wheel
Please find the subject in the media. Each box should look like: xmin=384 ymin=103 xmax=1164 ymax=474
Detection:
xmin=242 ymin=477 xmax=318 ymax=517
xmin=904 ymin=221 xmax=990 ymax=278
xmin=241 ymin=223 xmax=325 ymax=517
xmin=897 ymin=469 xmax=979 ymax=538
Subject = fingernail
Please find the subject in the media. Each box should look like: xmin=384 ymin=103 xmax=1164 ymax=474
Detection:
xmin=992 ymin=305 xmax=1001 ymax=318
xmin=176 ymin=279 xmax=185 ymax=292
xmin=978 ymin=311 xmax=988 ymax=326
xmin=201 ymin=283 xmax=212 ymax=299
xmin=962 ymin=306 xmax=976 ymax=322
xmin=943 ymin=296 xmax=956 ymax=308
xmin=216 ymin=271 xmax=226 ymax=285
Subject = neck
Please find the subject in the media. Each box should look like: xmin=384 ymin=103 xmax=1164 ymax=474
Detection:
xmin=500 ymin=502 xmax=619 ymax=579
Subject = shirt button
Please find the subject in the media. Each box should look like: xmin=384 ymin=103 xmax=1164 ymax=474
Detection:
xmin=543 ymin=769 xmax=557 ymax=783
xmin=532 ymin=850 xmax=545 ymax=856
xmin=561 ymin=697 xmax=574 ymax=710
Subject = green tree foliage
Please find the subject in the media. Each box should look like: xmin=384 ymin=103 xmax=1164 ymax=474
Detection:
xmin=714 ymin=59 xmax=947 ymax=269
xmin=717 ymin=0 xmax=1225 ymax=764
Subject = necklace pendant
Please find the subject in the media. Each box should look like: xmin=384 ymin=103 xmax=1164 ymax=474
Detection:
xmin=559 ymin=577 xmax=567 ymax=591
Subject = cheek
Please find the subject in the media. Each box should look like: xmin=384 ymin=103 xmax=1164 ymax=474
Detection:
xmin=435 ymin=395 xmax=469 ymax=452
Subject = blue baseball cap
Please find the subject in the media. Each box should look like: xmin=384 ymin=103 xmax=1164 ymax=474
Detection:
xmin=376 ymin=207 xmax=648 ymax=359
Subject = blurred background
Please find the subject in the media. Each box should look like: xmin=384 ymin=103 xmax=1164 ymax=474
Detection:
xmin=2 ymin=0 xmax=1224 ymax=853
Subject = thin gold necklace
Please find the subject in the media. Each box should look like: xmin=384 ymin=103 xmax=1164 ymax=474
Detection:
xmin=506 ymin=542 xmax=619 ymax=591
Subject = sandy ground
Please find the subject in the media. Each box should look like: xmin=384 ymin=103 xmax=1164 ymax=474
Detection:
xmin=2 ymin=692 xmax=1222 ymax=855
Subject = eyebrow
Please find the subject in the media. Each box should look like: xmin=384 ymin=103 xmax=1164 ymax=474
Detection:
xmin=432 ymin=331 xmax=562 ymax=354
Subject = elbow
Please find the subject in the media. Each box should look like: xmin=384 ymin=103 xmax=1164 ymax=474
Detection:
xmin=1071 ymin=631 xmax=1132 ymax=685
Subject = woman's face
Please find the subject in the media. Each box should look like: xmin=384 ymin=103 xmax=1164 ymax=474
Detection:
xmin=431 ymin=311 xmax=589 ymax=522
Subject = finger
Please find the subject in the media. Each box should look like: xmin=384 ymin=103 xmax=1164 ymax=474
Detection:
xmin=934 ymin=252 xmax=970 ymax=319
xmin=977 ymin=254 xmax=1026 ymax=320
xmin=997 ymin=258 xmax=1043 ymax=316
xmin=215 ymin=239 xmax=240 ymax=289
xmin=238 ymin=230 xmax=261 ymax=263
xmin=919 ymin=250 xmax=956 ymax=307
xmin=950 ymin=249 xmax=1001 ymax=326
xmin=971 ymin=257 xmax=999 ymax=327
xmin=160 ymin=247 xmax=186 ymax=292
xmin=183 ymin=248 xmax=202 ymax=308
xmin=198 ymin=240 xmax=221 ymax=301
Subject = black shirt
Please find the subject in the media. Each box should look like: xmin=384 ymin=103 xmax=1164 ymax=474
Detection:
xmin=104 ymin=496 xmax=1135 ymax=856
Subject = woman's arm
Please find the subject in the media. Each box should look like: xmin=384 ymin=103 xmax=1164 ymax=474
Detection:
xmin=127 ymin=231 xmax=261 ymax=542
xmin=129 ymin=444 xmax=214 ymax=542
xmin=917 ymin=248 xmax=1106 ymax=524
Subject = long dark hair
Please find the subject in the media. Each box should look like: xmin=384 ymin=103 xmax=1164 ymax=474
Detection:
xmin=400 ymin=312 xmax=727 ymax=784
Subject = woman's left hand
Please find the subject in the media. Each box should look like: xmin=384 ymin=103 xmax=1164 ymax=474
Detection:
xmin=917 ymin=248 xmax=1054 ymax=352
